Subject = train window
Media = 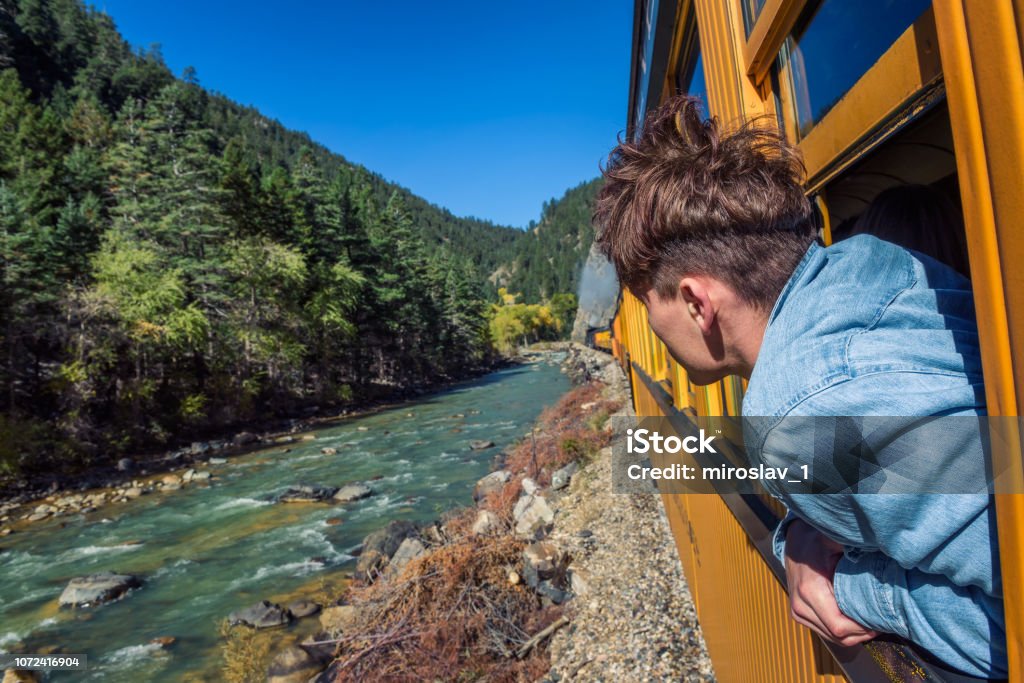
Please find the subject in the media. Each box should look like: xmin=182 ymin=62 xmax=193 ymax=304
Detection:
xmin=779 ymin=0 xmax=932 ymax=137
xmin=634 ymin=0 xmax=663 ymax=134
xmin=823 ymin=103 xmax=971 ymax=277
xmin=740 ymin=0 xmax=768 ymax=37
xmin=672 ymin=10 xmax=707 ymax=114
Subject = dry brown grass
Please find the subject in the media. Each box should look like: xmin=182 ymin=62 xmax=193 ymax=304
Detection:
xmin=322 ymin=380 xmax=621 ymax=682
xmin=328 ymin=529 xmax=560 ymax=682
xmin=503 ymin=383 xmax=620 ymax=486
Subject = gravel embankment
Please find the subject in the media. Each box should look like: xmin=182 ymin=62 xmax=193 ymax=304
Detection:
xmin=546 ymin=346 xmax=714 ymax=682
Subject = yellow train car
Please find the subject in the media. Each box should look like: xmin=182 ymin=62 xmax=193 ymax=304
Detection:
xmin=589 ymin=328 xmax=614 ymax=353
xmin=613 ymin=1 xmax=1023 ymax=681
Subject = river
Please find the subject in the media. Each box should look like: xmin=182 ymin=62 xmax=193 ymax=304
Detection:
xmin=0 ymin=356 xmax=571 ymax=681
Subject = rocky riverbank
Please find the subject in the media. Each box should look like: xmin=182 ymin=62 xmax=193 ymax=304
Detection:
xmin=0 ymin=355 xmax=537 ymax=538
xmin=238 ymin=344 xmax=714 ymax=682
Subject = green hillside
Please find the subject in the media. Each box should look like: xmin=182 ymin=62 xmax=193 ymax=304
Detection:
xmin=496 ymin=178 xmax=602 ymax=303
xmin=0 ymin=0 xmax=603 ymax=474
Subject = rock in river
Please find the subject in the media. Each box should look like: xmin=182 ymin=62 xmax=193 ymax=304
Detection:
xmin=233 ymin=431 xmax=259 ymax=446
xmin=59 ymin=572 xmax=142 ymax=607
xmin=228 ymin=600 xmax=292 ymax=629
xmin=332 ymin=483 xmax=373 ymax=503
xmin=354 ymin=520 xmax=419 ymax=581
xmin=278 ymin=484 xmax=339 ymax=503
xmin=287 ymin=599 xmax=321 ymax=619
xmin=469 ymin=439 xmax=495 ymax=451
xmin=267 ymin=644 xmax=327 ymax=683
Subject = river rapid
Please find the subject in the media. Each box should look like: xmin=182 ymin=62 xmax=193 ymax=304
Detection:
xmin=0 ymin=356 xmax=571 ymax=681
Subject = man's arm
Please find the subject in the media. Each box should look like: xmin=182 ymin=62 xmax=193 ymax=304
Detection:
xmin=781 ymin=517 xmax=877 ymax=646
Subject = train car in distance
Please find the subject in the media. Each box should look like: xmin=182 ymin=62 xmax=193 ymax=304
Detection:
xmin=587 ymin=327 xmax=613 ymax=354
xmin=612 ymin=1 xmax=1023 ymax=682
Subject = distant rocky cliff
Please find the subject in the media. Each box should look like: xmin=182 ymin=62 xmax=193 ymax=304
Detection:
xmin=571 ymin=243 xmax=620 ymax=342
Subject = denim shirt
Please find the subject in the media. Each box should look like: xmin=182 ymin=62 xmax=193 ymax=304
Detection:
xmin=741 ymin=235 xmax=1006 ymax=678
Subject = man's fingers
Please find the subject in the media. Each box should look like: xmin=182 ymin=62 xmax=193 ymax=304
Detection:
xmin=792 ymin=598 xmax=877 ymax=646
xmin=791 ymin=583 xmax=878 ymax=645
xmin=783 ymin=519 xmax=878 ymax=647
xmin=813 ymin=588 xmax=877 ymax=641
xmin=790 ymin=593 xmax=834 ymax=640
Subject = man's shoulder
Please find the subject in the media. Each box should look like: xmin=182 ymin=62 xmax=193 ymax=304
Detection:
xmin=743 ymin=236 xmax=983 ymax=421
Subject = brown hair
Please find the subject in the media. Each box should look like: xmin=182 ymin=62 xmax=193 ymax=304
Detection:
xmin=594 ymin=95 xmax=815 ymax=310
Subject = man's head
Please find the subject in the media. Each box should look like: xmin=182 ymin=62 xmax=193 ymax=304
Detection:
xmin=594 ymin=96 xmax=815 ymax=383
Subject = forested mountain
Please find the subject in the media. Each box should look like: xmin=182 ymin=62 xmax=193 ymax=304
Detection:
xmin=0 ymin=0 xmax=602 ymax=475
xmin=494 ymin=178 xmax=603 ymax=304
xmin=0 ymin=0 xmax=522 ymax=473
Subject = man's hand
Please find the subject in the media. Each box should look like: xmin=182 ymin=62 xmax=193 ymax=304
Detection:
xmin=784 ymin=519 xmax=878 ymax=647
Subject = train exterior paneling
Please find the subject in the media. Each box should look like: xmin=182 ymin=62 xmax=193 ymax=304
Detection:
xmin=615 ymin=1 xmax=1024 ymax=681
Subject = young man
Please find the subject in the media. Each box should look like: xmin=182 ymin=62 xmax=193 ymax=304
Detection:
xmin=595 ymin=95 xmax=1005 ymax=678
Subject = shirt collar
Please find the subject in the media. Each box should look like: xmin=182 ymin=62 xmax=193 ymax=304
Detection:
xmin=764 ymin=241 xmax=822 ymax=329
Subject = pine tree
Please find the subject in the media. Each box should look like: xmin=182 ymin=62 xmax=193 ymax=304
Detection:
xmin=218 ymin=136 xmax=263 ymax=238
xmin=0 ymin=181 xmax=56 ymax=412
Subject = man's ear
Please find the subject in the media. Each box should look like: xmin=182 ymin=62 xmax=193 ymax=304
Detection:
xmin=679 ymin=277 xmax=715 ymax=335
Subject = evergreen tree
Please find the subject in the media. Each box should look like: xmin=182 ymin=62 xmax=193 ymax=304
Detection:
xmin=218 ymin=136 xmax=263 ymax=238
xmin=0 ymin=0 xmax=606 ymax=474
xmin=0 ymin=181 xmax=55 ymax=412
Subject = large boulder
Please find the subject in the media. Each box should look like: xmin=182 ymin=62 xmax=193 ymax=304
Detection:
xmin=233 ymin=431 xmax=259 ymax=446
xmin=473 ymin=470 xmax=511 ymax=501
xmin=471 ymin=509 xmax=501 ymax=536
xmin=191 ymin=441 xmax=212 ymax=455
xmin=320 ymin=604 xmax=360 ymax=635
xmin=278 ymin=484 xmax=338 ymax=503
xmin=228 ymin=600 xmax=292 ymax=629
xmin=287 ymin=599 xmax=321 ymax=619
xmin=386 ymin=538 xmax=426 ymax=576
xmin=266 ymin=645 xmax=326 ymax=683
xmin=513 ymin=494 xmax=555 ymax=538
xmin=468 ymin=440 xmax=495 ymax=451
xmin=59 ymin=572 xmax=142 ymax=607
xmin=354 ymin=520 xmax=418 ymax=582
xmin=333 ymin=483 xmax=373 ymax=503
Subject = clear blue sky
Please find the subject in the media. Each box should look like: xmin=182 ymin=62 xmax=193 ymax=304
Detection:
xmin=96 ymin=1 xmax=633 ymax=228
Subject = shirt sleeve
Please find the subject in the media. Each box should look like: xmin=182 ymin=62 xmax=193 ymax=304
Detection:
xmin=759 ymin=376 xmax=1004 ymax=677
xmin=771 ymin=509 xmax=799 ymax=565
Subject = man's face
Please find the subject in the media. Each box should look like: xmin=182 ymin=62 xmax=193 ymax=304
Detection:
xmin=639 ymin=286 xmax=728 ymax=386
